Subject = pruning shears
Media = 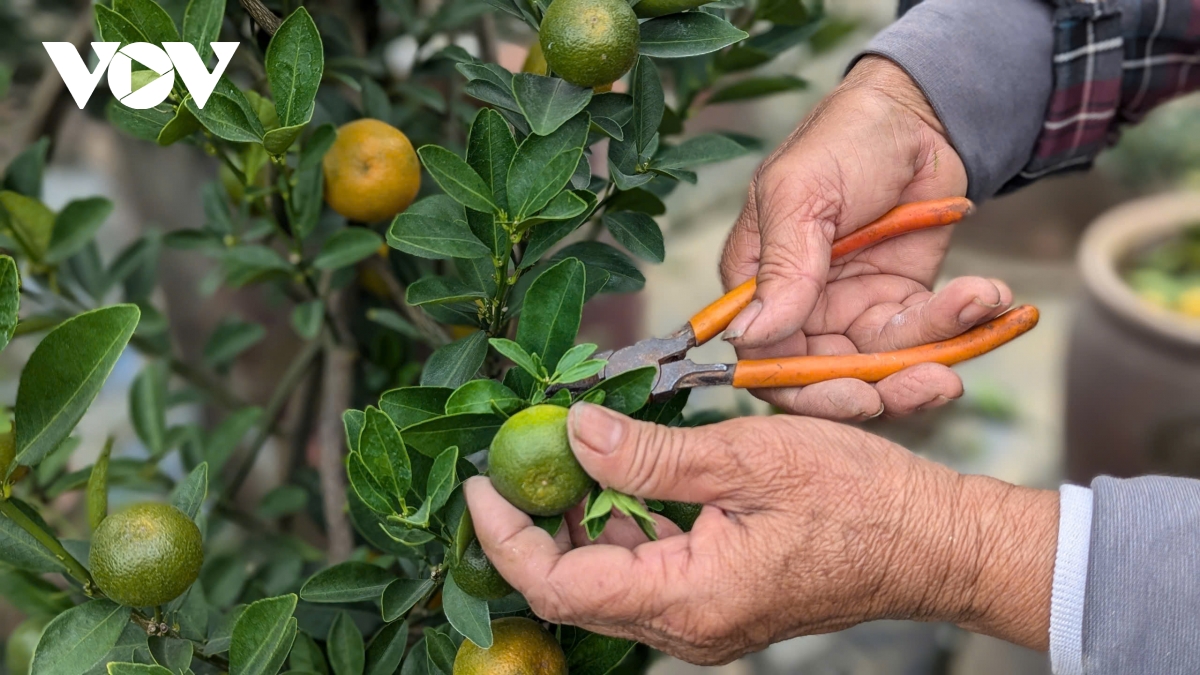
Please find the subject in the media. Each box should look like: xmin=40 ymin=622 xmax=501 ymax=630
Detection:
xmin=551 ymin=197 xmax=1040 ymax=401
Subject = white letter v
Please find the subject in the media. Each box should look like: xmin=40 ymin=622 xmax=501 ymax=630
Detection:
xmin=43 ymin=42 xmax=119 ymax=109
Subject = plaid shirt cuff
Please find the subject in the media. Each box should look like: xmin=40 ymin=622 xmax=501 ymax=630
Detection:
xmin=884 ymin=0 xmax=1200 ymax=197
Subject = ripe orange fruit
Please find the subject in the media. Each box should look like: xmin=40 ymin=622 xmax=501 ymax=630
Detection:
xmin=323 ymin=119 xmax=421 ymax=223
xmin=453 ymin=617 xmax=567 ymax=675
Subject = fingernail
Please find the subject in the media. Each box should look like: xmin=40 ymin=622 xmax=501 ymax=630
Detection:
xmin=866 ymin=402 xmax=886 ymax=420
xmin=957 ymin=298 xmax=1001 ymax=325
xmin=568 ymin=402 xmax=626 ymax=456
xmin=722 ymin=299 xmax=762 ymax=341
xmin=917 ymin=395 xmax=952 ymax=412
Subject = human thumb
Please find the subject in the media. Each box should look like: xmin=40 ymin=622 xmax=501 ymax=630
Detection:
xmin=567 ymin=402 xmax=731 ymax=504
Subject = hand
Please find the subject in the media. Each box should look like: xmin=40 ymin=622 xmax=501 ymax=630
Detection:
xmin=720 ymin=55 xmax=1013 ymax=420
xmin=466 ymin=403 xmax=1058 ymax=665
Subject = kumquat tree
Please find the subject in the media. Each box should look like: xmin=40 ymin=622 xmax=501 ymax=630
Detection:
xmin=0 ymin=0 xmax=852 ymax=672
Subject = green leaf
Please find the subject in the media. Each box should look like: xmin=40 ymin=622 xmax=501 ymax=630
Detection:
xmin=300 ymin=562 xmax=396 ymax=604
xmin=206 ymin=407 xmax=262 ymax=472
xmin=417 ymin=146 xmax=497 ymax=213
xmin=301 ymin=124 xmax=337 ymax=171
xmin=314 ymin=228 xmax=384 ymax=270
xmin=522 ymin=190 xmax=597 ymax=265
xmin=170 ymin=461 xmax=209 ymax=520
xmin=756 ymin=0 xmax=814 ymax=26
xmin=716 ymin=23 xmax=820 ymax=71
xmin=603 ymin=211 xmax=664 ymax=262
xmin=487 ymin=338 xmax=540 ymax=378
xmin=512 ymin=74 xmax=593 ymax=136
xmin=230 ymin=594 xmax=299 ymax=675
xmin=388 ymin=210 xmax=491 ymax=260
xmin=639 ymin=13 xmax=749 ymax=57
xmin=47 ymin=197 xmax=113 ymax=264
xmin=220 ymin=245 xmax=292 ymax=287
xmin=566 ymin=633 xmax=637 ymax=675
xmin=466 ymin=108 xmax=517 ymax=216
xmin=380 ymin=579 xmax=434 ymax=622
xmin=442 ymin=572 xmax=492 ymax=648
xmin=347 ymin=453 xmax=393 ymax=515
xmin=2 ymin=137 xmax=49 ymax=199
xmin=401 ymin=413 xmax=502 ymax=457
xmin=203 ymin=318 xmax=265 ymax=368
xmin=0 ymin=255 xmax=19 ymax=353
xmin=551 ymin=242 xmax=644 ymax=294
xmin=31 ymin=600 xmax=130 ymax=675
xmin=516 ymin=258 xmax=585 ymax=372
xmin=327 ymin=611 xmax=365 ymax=675
xmin=288 ymin=632 xmax=327 ymax=674
xmin=183 ymin=0 xmax=226 ymax=62
xmin=379 ymin=387 xmax=453 ymax=428
xmin=156 ymin=101 xmax=201 ymax=146
xmin=400 ymin=638 xmax=432 ymax=675
xmin=113 ymin=0 xmax=180 ymax=42
xmin=365 ymin=621 xmax=409 ymax=675
xmin=291 ymin=299 xmax=324 ymax=339
xmin=654 ymin=133 xmax=749 ymax=169
xmin=630 ymin=57 xmax=663 ymax=156
xmin=425 ymin=445 xmax=458 ymax=515
xmin=107 ymin=663 xmax=173 ymax=675
xmin=94 ymin=4 xmax=151 ymax=45
xmin=506 ymin=114 xmax=589 ymax=221
xmin=424 ymin=627 xmax=456 ymax=674
xmin=587 ymin=93 xmax=634 ymax=127
xmin=0 ymin=499 xmax=67 ymax=572
xmin=361 ymin=77 xmax=393 ymax=122
xmin=257 ymin=484 xmax=307 ymax=518
xmin=420 ymin=330 xmax=488 ymax=389
xmin=533 ymin=191 xmax=588 ymax=222
xmin=14 ymin=305 xmax=139 ymax=470
xmin=0 ymin=190 xmax=53 ymax=262
xmin=405 ymin=277 xmax=486 ymax=306
xmin=129 ymin=361 xmax=167 ymax=455
xmin=0 ymin=563 xmax=74 ymax=617
xmin=187 ymin=79 xmax=265 ymax=143
xmin=445 ymin=380 xmax=523 ymax=416
xmin=267 ymin=8 xmax=324 ymax=130
xmin=709 ymin=75 xmax=807 ymax=103
xmin=582 ymin=366 xmax=656 ymax=414
xmin=359 ymin=406 xmax=411 ymax=505
xmin=264 ymin=124 xmax=306 ymax=155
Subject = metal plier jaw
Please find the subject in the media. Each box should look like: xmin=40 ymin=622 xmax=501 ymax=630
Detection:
xmin=549 ymin=326 xmax=734 ymax=400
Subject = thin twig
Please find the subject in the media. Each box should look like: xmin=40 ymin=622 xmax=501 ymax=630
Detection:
xmin=316 ymin=299 xmax=355 ymax=563
xmin=225 ymin=339 xmax=323 ymax=498
xmin=238 ymin=0 xmax=282 ymax=34
xmin=363 ymin=257 xmax=450 ymax=346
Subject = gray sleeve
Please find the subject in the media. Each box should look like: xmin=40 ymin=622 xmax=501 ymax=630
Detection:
xmin=1083 ymin=476 xmax=1200 ymax=673
xmin=854 ymin=0 xmax=1055 ymax=201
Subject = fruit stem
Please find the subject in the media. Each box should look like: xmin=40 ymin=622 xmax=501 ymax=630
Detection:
xmin=0 ymin=498 xmax=97 ymax=596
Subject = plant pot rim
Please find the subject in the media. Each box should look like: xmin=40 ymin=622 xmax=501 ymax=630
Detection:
xmin=1078 ymin=190 xmax=1200 ymax=347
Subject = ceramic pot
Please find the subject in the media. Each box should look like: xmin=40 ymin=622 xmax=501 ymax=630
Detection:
xmin=1066 ymin=192 xmax=1200 ymax=482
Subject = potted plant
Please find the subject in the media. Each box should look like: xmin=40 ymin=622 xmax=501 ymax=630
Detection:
xmin=0 ymin=0 xmax=850 ymax=671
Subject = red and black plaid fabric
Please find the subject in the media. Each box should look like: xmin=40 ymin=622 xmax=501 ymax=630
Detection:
xmin=901 ymin=0 xmax=1200 ymax=193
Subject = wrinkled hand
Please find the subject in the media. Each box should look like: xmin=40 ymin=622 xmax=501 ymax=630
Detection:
xmin=720 ymin=55 xmax=1013 ymax=420
xmin=466 ymin=403 xmax=1057 ymax=665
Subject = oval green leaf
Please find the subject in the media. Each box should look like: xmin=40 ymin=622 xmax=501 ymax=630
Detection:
xmin=14 ymin=305 xmax=140 ymax=469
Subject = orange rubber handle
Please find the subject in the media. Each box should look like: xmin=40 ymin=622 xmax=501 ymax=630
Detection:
xmin=730 ymin=304 xmax=1039 ymax=389
xmin=688 ymin=197 xmax=975 ymax=344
